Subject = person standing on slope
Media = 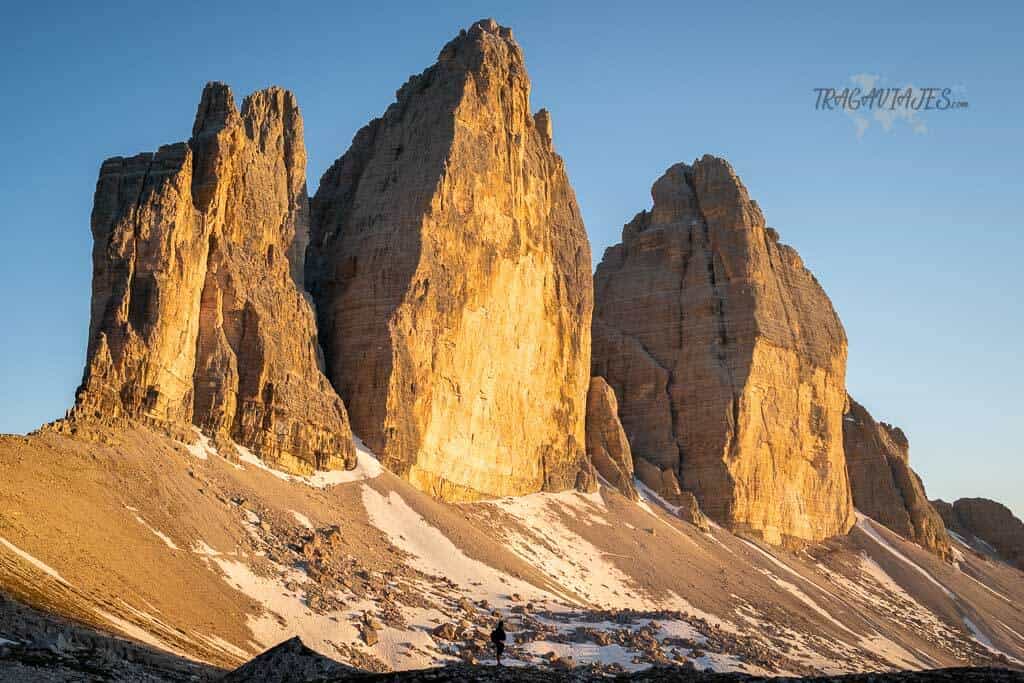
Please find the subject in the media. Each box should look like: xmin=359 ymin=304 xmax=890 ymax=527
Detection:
xmin=490 ymin=619 xmax=507 ymax=665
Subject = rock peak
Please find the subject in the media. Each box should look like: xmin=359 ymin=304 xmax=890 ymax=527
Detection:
xmin=437 ymin=18 xmax=522 ymax=72
xmin=469 ymin=17 xmax=512 ymax=37
xmin=308 ymin=21 xmax=592 ymax=501
xmin=77 ymin=81 xmax=354 ymax=475
xmin=639 ymin=157 xmax=764 ymax=237
xmin=192 ymin=81 xmax=238 ymax=138
xmin=594 ymin=157 xmax=852 ymax=545
xmin=844 ymin=396 xmax=951 ymax=560
xmin=934 ymin=498 xmax=1024 ymax=569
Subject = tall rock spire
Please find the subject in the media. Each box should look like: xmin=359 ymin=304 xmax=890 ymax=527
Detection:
xmin=592 ymin=157 xmax=854 ymax=545
xmin=307 ymin=19 xmax=594 ymax=500
xmin=76 ymin=82 xmax=355 ymax=474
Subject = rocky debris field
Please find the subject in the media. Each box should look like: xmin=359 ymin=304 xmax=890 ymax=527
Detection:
xmin=218 ymin=636 xmax=1024 ymax=681
xmin=325 ymin=665 xmax=1024 ymax=682
xmin=0 ymin=593 xmax=221 ymax=682
xmin=2 ymin=424 xmax=1023 ymax=678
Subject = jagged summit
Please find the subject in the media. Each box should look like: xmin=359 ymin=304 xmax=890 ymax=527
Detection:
xmin=593 ymin=156 xmax=854 ymax=545
xmin=6 ymin=17 xmax=1023 ymax=679
xmin=192 ymin=81 xmax=238 ymax=137
xmin=934 ymin=497 xmax=1024 ymax=569
xmin=74 ymin=82 xmax=355 ymax=475
xmin=844 ymin=396 xmax=952 ymax=561
xmin=307 ymin=19 xmax=593 ymax=501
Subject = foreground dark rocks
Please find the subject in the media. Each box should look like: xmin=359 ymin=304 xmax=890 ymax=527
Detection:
xmin=0 ymin=592 xmax=221 ymax=681
xmin=223 ymin=659 xmax=1024 ymax=682
xmin=213 ymin=636 xmax=1024 ymax=683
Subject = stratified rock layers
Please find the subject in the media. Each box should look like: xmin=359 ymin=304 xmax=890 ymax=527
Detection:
xmin=934 ymin=498 xmax=1024 ymax=570
xmin=77 ymin=83 xmax=355 ymax=474
xmin=585 ymin=377 xmax=638 ymax=501
xmin=308 ymin=20 xmax=593 ymax=501
xmin=592 ymin=157 xmax=854 ymax=544
xmin=843 ymin=397 xmax=951 ymax=560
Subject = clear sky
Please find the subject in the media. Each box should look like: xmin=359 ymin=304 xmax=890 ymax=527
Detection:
xmin=1 ymin=1 xmax=1021 ymax=518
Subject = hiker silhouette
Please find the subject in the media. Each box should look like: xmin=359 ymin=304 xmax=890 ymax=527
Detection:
xmin=489 ymin=619 xmax=506 ymax=665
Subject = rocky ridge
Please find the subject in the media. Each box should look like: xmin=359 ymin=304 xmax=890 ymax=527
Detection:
xmin=843 ymin=397 xmax=951 ymax=560
xmin=74 ymin=82 xmax=355 ymax=474
xmin=932 ymin=498 xmax=1024 ymax=570
xmin=585 ymin=377 xmax=639 ymax=501
xmin=307 ymin=19 xmax=594 ymax=500
xmin=592 ymin=157 xmax=854 ymax=545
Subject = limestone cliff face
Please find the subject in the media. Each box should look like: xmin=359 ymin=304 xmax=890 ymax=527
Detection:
xmin=933 ymin=498 xmax=1024 ymax=570
xmin=585 ymin=378 xmax=638 ymax=501
xmin=592 ymin=157 xmax=854 ymax=545
xmin=76 ymin=83 xmax=355 ymax=474
xmin=308 ymin=19 xmax=593 ymax=501
xmin=844 ymin=397 xmax=951 ymax=560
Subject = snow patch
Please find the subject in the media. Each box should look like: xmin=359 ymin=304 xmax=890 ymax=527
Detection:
xmin=184 ymin=429 xmax=216 ymax=460
xmin=290 ymin=511 xmax=315 ymax=530
xmin=306 ymin=437 xmax=383 ymax=486
xmin=193 ymin=632 xmax=252 ymax=661
xmin=520 ymin=640 xmax=644 ymax=671
xmin=856 ymin=514 xmax=954 ymax=598
xmin=211 ymin=557 xmax=355 ymax=656
xmin=741 ymin=540 xmax=856 ymax=638
xmin=131 ymin=513 xmax=179 ymax=550
xmin=998 ymin=620 xmax=1024 ymax=646
xmin=192 ymin=540 xmax=223 ymax=557
xmin=490 ymin=490 xmax=651 ymax=608
xmin=0 ymin=537 xmax=69 ymax=584
xmin=964 ymin=617 xmax=1022 ymax=664
xmin=857 ymin=634 xmax=928 ymax=669
xmin=234 ymin=444 xmax=292 ymax=482
xmin=209 ymin=554 xmax=449 ymax=669
xmin=362 ymin=485 xmax=546 ymax=603
xmin=235 ymin=437 xmax=383 ymax=488
xmin=94 ymin=608 xmax=188 ymax=657
xmin=634 ymin=480 xmax=680 ymax=516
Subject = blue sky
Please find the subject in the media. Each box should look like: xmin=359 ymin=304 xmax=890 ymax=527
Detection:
xmin=1 ymin=1 xmax=1021 ymax=517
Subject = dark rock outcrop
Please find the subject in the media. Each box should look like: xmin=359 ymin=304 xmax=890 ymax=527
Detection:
xmin=933 ymin=498 xmax=1024 ymax=570
xmin=844 ymin=397 xmax=951 ymax=561
xmin=221 ymin=636 xmax=360 ymax=682
xmin=586 ymin=377 xmax=639 ymax=500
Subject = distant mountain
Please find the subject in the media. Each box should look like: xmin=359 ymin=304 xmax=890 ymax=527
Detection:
xmin=933 ymin=498 xmax=1024 ymax=570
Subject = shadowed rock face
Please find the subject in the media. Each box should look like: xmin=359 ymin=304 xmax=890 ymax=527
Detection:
xmin=308 ymin=19 xmax=593 ymax=501
xmin=844 ymin=397 xmax=951 ymax=561
xmin=76 ymin=82 xmax=355 ymax=474
xmin=933 ymin=498 xmax=1024 ymax=570
xmin=592 ymin=157 xmax=854 ymax=545
xmin=586 ymin=377 xmax=638 ymax=501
